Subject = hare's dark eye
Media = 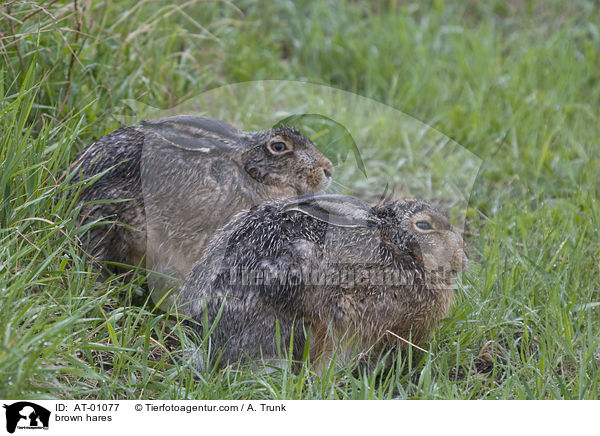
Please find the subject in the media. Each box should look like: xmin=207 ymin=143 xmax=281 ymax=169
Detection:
xmin=269 ymin=141 xmax=288 ymax=153
xmin=415 ymin=221 xmax=432 ymax=230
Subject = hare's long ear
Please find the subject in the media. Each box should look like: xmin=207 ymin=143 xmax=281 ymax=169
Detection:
xmin=282 ymin=194 xmax=377 ymax=228
xmin=140 ymin=115 xmax=243 ymax=152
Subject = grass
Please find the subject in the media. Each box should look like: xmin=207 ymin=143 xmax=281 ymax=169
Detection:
xmin=1 ymin=0 xmax=599 ymax=399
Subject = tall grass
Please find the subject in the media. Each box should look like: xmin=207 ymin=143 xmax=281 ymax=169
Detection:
xmin=1 ymin=0 xmax=599 ymax=399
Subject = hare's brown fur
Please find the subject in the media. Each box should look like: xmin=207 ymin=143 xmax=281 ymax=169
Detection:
xmin=70 ymin=116 xmax=333 ymax=281
xmin=179 ymin=194 xmax=467 ymax=369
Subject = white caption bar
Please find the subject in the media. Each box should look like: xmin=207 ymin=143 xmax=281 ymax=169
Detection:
xmin=0 ymin=400 xmax=597 ymax=435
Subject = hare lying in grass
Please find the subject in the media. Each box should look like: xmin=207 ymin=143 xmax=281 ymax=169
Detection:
xmin=179 ymin=194 xmax=467 ymax=369
xmin=70 ymin=116 xmax=333 ymax=282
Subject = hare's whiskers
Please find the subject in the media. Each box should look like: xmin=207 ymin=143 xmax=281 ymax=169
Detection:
xmin=330 ymin=179 xmax=352 ymax=193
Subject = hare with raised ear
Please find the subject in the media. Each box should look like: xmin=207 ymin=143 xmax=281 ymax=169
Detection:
xmin=179 ymin=194 xmax=467 ymax=370
xmin=69 ymin=115 xmax=334 ymax=281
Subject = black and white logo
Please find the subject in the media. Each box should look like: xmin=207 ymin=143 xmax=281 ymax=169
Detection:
xmin=2 ymin=402 xmax=50 ymax=434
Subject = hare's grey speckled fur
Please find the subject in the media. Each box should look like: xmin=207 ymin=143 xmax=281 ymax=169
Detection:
xmin=70 ymin=115 xmax=333 ymax=281
xmin=179 ymin=194 xmax=467 ymax=369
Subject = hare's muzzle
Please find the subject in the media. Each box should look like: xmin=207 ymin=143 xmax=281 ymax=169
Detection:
xmin=318 ymin=158 xmax=334 ymax=190
xmin=453 ymin=247 xmax=468 ymax=272
xmin=450 ymin=233 xmax=468 ymax=273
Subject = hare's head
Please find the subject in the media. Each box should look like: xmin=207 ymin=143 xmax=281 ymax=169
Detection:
xmin=282 ymin=195 xmax=467 ymax=275
xmin=242 ymin=126 xmax=334 ymax=194
xmin=375 ymin=200 xmax=467 ymax=274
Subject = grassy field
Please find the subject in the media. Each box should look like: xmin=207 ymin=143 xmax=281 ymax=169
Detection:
xmin=1 ymin=0 xmax=599 ymax=399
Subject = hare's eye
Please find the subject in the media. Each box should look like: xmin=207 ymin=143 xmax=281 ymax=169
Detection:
xmin=269 ymin=141 xmax=288 ymax=153
xmin=415 ymin=221 xmax=432 ymax=230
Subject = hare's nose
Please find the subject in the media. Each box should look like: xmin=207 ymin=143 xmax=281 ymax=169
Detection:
xmin=320 ymin=160 xmax=334 ymax=179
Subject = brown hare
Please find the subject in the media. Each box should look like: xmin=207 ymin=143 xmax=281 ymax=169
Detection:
xmin=69 ymin=115 xmax=333 ymax=282
xmin=178 ymin=194 xmax=467 ymax=370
